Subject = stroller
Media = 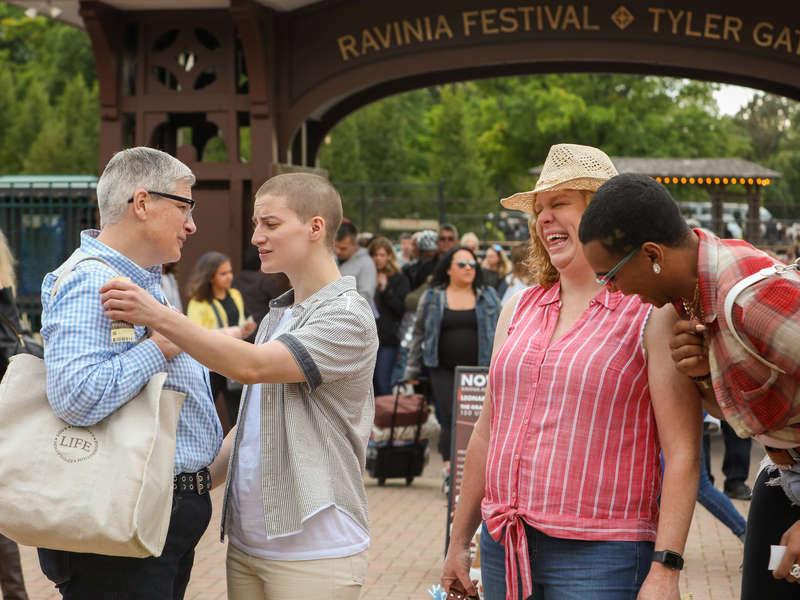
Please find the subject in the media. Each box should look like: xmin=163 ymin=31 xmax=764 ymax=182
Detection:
xmin=366 ymin=385 xmax=431 ymax=486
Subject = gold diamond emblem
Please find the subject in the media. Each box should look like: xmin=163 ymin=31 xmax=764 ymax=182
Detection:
xmin=611 ymin=6 xmax=634 ymax=30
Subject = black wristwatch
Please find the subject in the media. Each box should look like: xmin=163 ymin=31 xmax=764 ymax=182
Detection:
xmin=652 ymin=549 xmax=684 ymax=570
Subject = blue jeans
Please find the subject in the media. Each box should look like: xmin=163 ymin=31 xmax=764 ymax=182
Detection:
xmin=480 ymin=522 xmax=653 ymax=600
xmin=373 ymin=345 xmax=399 ymax=397
xmin=697 ymin=433 xmax=747 ymax=538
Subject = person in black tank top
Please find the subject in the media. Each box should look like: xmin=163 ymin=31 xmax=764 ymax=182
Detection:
xmin=405 ymin=247 xmax=501 ymax=470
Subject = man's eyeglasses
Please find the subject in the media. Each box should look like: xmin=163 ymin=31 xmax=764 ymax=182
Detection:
xmin=455 ymin=260 xmax=477 ymax=269
xmin=595 ymin=248 xmax=638 ymax=286
xmin=128 ymin=190 xmax=196 ymax=220
xmin=439 ymin=236 xmax=456 ymax=242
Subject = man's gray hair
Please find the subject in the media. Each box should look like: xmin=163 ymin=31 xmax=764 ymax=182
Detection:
xmin=96 ymin=147 xmax=196 ymax=227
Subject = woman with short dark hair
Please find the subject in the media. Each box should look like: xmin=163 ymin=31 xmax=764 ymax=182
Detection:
xmin=404 ymin=246 xmax=500 ymax=480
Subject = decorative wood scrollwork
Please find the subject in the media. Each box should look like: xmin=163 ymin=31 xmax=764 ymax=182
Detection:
xmin=147 ymin=25 xmax=229 ymax=93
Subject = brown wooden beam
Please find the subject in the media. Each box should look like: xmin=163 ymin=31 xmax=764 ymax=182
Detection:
xmin=119 ymin=95 xmax=253 ymax=114
xmin=231 ymin=0 xmax=281 ymax=183
xmin=80 ymin=1 xmax=123 ymax=165
xmin=746 ymin=186 xmax=762 ymax=243
xmin=710 ymin=185 xmax=725 ymax=238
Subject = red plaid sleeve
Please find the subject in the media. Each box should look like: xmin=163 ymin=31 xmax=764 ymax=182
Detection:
xmin=732 ymin=276 xmax=800 ymax=378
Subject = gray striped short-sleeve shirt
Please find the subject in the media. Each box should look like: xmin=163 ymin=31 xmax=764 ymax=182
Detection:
xmin=221 ymin=276 xmax=378 ymax=540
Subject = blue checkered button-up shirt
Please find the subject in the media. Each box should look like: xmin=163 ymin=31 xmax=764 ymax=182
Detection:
xmin=41 ymin=230 xmax=222 ymax=474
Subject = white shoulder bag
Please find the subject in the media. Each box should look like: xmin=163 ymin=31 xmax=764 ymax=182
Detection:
xmin=0 ymin=257 xmax=185 ymax=557
xmin=722 ymin=258 xmax=800 ymax=374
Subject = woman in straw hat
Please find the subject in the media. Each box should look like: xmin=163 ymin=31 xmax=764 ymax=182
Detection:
xmin=441 ymin=144 xmax=701 ymax=600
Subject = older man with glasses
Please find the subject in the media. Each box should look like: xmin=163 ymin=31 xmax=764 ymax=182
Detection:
xmin=37 ymin=147 xmax=222 ymax=599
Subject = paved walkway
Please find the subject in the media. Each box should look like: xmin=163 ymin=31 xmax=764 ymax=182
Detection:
xmin=16 ymin=435 xmax=756 ymax=599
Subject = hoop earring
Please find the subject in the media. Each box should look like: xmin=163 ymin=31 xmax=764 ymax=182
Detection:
xmin=652 ymin=263 xmax=662 ymax=275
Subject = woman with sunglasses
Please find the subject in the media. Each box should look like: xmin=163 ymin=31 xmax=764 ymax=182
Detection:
xmin=404 ymin=246 xmax=500 ymax=486
xmin=442 ymin=144 xmax=701 ymax=600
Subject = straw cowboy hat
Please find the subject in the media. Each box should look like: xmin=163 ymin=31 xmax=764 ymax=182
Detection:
xmin=500 ymin=144 xmax=618 ymax=213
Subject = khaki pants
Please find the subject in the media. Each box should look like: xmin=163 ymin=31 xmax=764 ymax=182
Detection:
xmin=227 ymin=543 xmax=367 ymax=600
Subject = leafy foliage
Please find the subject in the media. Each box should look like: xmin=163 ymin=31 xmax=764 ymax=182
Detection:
xmin=320 ymin=74 xmax=766 ymax=212
xmin=0 ymin=3 xmax=98 ymax=174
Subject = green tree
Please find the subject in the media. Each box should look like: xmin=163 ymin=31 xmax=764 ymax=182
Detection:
xmin=427 ymin=84 xmax=487 ymax=201
xmin=23 ymin=75 xmax=98 ymax=173
xmin=318 ymin=117 xmax=367 ymax=183
xmin=0 ymin=2 xmax=98 ymax=173
xmin=23 ymin=116 xmax=70 ymax=172
xmin=57 ymin=75 xmax=98 ymax=171
xmin=732 ymin=93 xmax=800 ymax=205
xmin=735 ymin=93 xmax=797 ymax=162
xmin=315 ymin=74 xmax=795 ymax=212
xmin=2 ymin=79 xmax=50 ymax=173
xmin=0 ymin=68 xmax=17 ymax=170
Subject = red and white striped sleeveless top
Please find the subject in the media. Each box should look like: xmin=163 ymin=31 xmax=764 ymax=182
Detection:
xmin=481 ymin=283 xmax=660 ymax=599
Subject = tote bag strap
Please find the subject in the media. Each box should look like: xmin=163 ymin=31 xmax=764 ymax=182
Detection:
xmin=48 ymin=255 xmax=156 ymax=347
xmin=46 ymin=255 xmax=169 ymax=353
xmin=51 ymin=254 xmax=120 ymax=298
xmin=722 ymin=260 xmax=800 ymax=375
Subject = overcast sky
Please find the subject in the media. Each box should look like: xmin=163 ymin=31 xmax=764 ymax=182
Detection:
xmin=714 ymin=84 xmax=756 ymax=116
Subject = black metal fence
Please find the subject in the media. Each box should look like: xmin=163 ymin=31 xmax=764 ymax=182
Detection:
xmin=337 ymin=181 xmax=800 ymax=246
xmin=1 ymin=181 xmax=98 ymax=331
xmin=337 ymin=181 xmax=447 ymax=232
xmin=335 ymin=181 xmax=531 ymax=241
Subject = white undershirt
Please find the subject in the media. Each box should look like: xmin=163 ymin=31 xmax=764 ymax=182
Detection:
xmin=227 ymin=307 xmax=370 ymax=560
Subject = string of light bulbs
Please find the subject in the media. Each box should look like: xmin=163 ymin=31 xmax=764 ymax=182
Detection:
xmin=655 ymin=176 xmax=772 ymax=186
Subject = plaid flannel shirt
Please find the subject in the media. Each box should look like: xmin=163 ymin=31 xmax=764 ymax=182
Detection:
xmin=693 ymin=229 xmax=800 ymax=444
xmin=41 ymin=230 xmax=222 ymax=474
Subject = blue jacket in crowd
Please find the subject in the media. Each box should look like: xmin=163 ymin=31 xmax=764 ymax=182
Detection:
xmin=404 ymin=284 xmax=501 ymax=380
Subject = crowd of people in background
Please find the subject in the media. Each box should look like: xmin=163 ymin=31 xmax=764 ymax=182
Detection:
xmin=324 ymin=222 xmax=538 ymax=496
xmin=336 ymin=223 xmax=530 ymax=474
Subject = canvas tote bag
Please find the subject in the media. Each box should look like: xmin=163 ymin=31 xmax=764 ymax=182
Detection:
xmin=0 ymin=256 xmax=185 ymax=557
